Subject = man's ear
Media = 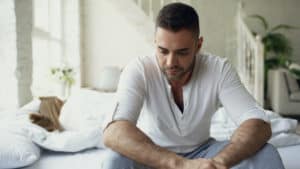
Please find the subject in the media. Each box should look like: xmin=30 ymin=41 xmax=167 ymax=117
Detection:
xmin=197 ymin=36 xmax=203 ymax=51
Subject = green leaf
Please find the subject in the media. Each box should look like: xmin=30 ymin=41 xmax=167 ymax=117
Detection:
xmin=265 ymin=58 xmax=280 ymax=68
xmin=50 ymin=66 xmax=76 ymax=87
xmin=270 ymin=24 xmax=299 ymax=32
xmin=51 ymin=69 xmax=56 ymax=74
xmin=248 ymin=14 xmax=269 ymax=30
xmin=262 ymin=33 xmax=292 ymax=56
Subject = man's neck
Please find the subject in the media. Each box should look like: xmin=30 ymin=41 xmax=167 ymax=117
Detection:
xmin=169 ymin=71 xmax=193 ymax=88
xmin=169 ymin=71 xmax=193 ymax=113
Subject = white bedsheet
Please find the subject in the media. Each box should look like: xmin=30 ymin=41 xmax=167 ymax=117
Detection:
xmin=20 ymin=145 xmax=300 ymax=169
xmin=5 ymin=98 xmax=300 ymax=169
xmin=210 ymin=108 xmax=300 ymax=147
xmin=21 ymin=148 xmax=106 ymax=169
xmin=278 ymin=145 xmax=300 ymax=169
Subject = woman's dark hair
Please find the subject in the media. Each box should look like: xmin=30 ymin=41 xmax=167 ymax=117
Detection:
xmin=155 ymin=2 xmax=200 ymax=37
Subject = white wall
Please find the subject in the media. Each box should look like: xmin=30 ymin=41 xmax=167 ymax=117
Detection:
xmin=81 ymin=0 xmax=300 ymax=88
xmin=0 ymin=0 xmax=19 ymax=110
xmin=191 ymin=0 xmax=238 ymax=64
xmin=81 ymin=0 xmax=153 ymax=88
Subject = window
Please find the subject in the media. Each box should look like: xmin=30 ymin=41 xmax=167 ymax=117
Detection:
xmin=32 ymin=0 xmax=80 ymax=97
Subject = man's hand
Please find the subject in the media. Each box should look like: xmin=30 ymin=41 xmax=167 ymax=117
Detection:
xmin=104 ymin=120 xmax=229 ymax=169
xmin=104 ymin=120 xmax=186 ymax=169
xmin=179 ymin=158 xmax=228 ymax=169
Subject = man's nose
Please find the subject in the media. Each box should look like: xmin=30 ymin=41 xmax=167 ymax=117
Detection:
xmin=166 ymin=53 xmax=178 ymax=67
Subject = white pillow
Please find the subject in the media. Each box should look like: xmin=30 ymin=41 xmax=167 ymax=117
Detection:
xmin=20 ymin=99 xmax=41 ymax=113
xmin=96 ymin=66 xmax=122 ymax=92
xmin=0 ymin=115 xmax=41 ymax=168
xmin=0 ymin=99 xmax=40 ymax=117
xmin=29 ymin=124 xmax=104 ymax=152
xmin=59 ymin=88 xmax=117 ymax=131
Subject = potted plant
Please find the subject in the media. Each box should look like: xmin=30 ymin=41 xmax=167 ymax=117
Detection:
xmin=248 ymin=14 xmax=298 ymax=99
xmin=51 ymin=66 xmax=75 ymax=99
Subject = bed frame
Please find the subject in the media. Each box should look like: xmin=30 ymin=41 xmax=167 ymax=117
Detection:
xmin=236 ymin=2 xmax=265 ymax=106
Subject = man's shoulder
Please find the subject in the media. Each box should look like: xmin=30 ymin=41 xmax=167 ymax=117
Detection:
xmin=122 ymin=55 xmax=158 ymax=79
xmin=127 ymin=55 xmax=156 ymax=68
xmin=199 ymin=52 xmax=228 ymax=66
xmin=198 ymin=52 xmax=231 ymax=74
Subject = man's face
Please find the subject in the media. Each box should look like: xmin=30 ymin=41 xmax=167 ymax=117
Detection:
xmin=155 ymin=27 xmax=203 ymax=82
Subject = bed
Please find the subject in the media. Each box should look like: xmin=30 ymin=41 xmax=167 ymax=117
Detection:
xmin=279 ymin=145 xmax=300 ymax=169
xmin=0 ymin=87 xmax=299 ymax=169
xmin=21 ymin=149 xmax=106 ymax=169
xmin=17 ymin=145 xmax=300 ymax=169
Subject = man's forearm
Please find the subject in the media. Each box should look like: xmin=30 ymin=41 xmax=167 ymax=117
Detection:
xmin=212 ymin=119 xmax=272 ymax=167
xmin=103 ymin=120 xmax=183 ymax=169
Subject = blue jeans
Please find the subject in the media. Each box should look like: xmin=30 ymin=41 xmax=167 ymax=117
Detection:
xmin=101 ymin=139 xmax=285 ymax=169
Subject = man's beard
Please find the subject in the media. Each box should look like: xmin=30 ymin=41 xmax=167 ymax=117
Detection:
xmin=161 ymin=60 xmax=195 ymax=81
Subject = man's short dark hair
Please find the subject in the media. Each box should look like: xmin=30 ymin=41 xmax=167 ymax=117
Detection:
xmin=155 ymin=2 xmax=200 ymax=37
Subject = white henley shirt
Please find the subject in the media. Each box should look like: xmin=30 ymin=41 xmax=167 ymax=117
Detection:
xmin=103 ymin=52 xmax=268 ymax=153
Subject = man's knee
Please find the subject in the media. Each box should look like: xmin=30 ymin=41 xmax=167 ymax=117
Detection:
xmin=246 ymin=143 xmax=284 ymax=169
xmin=258 ymin=143 xmax=281 ymax=159
xmin=101 ymin=149 xmax=135 ymax=169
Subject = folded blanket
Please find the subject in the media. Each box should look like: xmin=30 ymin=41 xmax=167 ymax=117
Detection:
xmin=210 ymin=108 xmax=300 ymax=147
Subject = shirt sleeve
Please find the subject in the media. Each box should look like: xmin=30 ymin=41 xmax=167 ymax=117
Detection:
xmin=102 ymin=58 xmax=146 ymax=131
xmin=218 ymin=59 xmax=269 ymax=125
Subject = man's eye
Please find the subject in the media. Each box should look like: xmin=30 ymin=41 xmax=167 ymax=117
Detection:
xmin=177 ymin=52 xmax=189 ymax=56
xmin=160 ymin=50 xmax=168 ymax=55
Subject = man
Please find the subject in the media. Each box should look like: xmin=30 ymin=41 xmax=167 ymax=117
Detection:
xmin=102 ymin=2 xmax=284 ymax=169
